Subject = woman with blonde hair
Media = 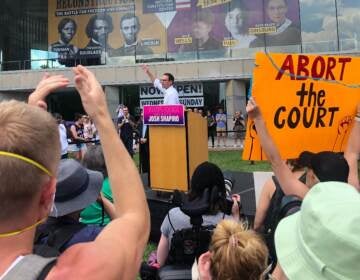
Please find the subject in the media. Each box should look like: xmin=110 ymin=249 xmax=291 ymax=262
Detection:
xmin=194 ymin=219 xmax=269 ymax=280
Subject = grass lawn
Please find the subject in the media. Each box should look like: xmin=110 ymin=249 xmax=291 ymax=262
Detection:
xmin=209 ymin=150 xmax=271 ymax=172
xmin=133 ymin=150 xmax=271 ymax=172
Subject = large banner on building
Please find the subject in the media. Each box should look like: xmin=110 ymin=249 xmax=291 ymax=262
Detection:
xmin=166 ymin=0 xmax=301 ymax=56
xmin=243 ymin=0 xmax=301 ymax=48
xmin=48 ymin=1 xmax=302 ymax=65
xmin=166 ymin=0 xmax=228 ymax=58
xmin=48 ymin=0 xmax=166 ymax=65
xmin=243 ymin=52 xmax=360 ymax=160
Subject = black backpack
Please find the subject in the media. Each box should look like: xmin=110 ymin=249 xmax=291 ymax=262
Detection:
xmin=167 ymin=222 xmax=215 ymax=266
xmin=165 ymin=189 xmax=216 ymax=266
xmin=262 ymin=176 xmax=303 ymax=268
xmin=33 ymin=217 xmax=86 ymax=258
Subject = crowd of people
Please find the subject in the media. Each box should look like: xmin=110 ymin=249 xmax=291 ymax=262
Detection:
xmin=0 ymin=67 xmax=359 ymax=280
xmin=57 ymin=105 xmax=245 ymax=171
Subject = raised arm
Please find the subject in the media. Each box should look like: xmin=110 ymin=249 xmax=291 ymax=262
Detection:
xmin=51 ymin=66 xmax=150 ymax=280
xmin=344 ymin=104 xmax=360 ymax=190
xmin=246 ymin=98 xmax=308 ymax=199
xmin=141 ymin=64 xmax=156 ymax=83
xmin=28 ymin=73 xmax=69 ymax=109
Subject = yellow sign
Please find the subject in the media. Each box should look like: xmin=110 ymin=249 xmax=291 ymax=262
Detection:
xmin=174 ymin=36 xmax=192 ymax=45
xmin=248 ymin=25 xmax=277 ymax=35
xmin=197 ymin=0 xmax=231 ymax=8
xmin=222 ymin=39 xmax=237 ymax=47
xmin=243 ymin=52 xmax=360 ymax=160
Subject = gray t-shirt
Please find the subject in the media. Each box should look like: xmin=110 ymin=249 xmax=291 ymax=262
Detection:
xmin=160 ymin=207 xmax=232 ymax=245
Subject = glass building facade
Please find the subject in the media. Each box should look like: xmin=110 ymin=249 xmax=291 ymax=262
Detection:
xmin=0 ymin=0 xmax=359 ymax=71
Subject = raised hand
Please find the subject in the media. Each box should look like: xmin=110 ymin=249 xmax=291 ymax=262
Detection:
xmin=141 ymin=64 xmax=149 ymax=73
xmin=246 ymin=97 xmax=262 ymax=121
xmin=231 ymin=194 xmax=241 ymax=220
xmin=72 ymin=65 xmax=109 ymax=121
xmin=28 ymin=73 xmax=69 ymax=109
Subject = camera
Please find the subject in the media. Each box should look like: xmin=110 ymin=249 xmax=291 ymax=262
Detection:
xmin=223 ymin=175 xmax=241 ymax=215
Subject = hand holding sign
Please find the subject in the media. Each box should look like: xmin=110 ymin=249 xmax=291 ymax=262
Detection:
xmin=246 ymin=98 xmax=261 ymax=121
xmin=243 ymin=53 xmax=360 ymax=160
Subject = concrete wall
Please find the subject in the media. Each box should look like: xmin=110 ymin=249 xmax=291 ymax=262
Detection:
xmin=0 ymin=58 xmax=255 ymax=92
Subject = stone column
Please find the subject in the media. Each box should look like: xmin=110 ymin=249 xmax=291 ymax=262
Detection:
xmin=104 ymin=86 xmax=119 ymax=120
xmin=225 ymin=79 xmax=247 ymax=130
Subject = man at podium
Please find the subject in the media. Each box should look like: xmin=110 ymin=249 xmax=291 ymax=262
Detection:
xmin=141 ymin=65 xmax=180 ymax=105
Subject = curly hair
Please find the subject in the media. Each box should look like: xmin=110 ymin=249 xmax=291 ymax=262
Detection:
xmin=57 ymin=17 xmax=77 ymax=33
xmin=85 ymin=13 xmax=113 ymax=39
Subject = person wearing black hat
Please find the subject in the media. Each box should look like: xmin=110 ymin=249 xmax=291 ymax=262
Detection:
xmin=35 ymin=159 xmax=104 ymax=253
xmin=246 ymin=98 xmax=350 ymax=200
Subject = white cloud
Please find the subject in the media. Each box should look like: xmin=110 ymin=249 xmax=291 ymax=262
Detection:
xmin=301 ymin=5 xmax=360 ymax=51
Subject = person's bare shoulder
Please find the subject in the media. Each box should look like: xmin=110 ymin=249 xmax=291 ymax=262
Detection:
xmin=46 ymin=243 xmax=124 ymax=280
xmin=263 ymin=177 xmax=276 ymax=199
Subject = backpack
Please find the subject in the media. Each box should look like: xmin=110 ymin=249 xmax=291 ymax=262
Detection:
xmin=261 ymin=176 xmax=302 ymax=268
xmin=1 ymin=255 xmax=56 ymax=280
xmin=33 ymin=217 xmax=86 ymax=258
xmin=165 ymin=189 xmax=216 ymax=266
xmin=166 ymin=221 xmax=215 ymax=266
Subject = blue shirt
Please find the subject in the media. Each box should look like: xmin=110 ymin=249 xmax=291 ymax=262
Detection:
xmin=37 ymin=216 xmax=103 ymax=252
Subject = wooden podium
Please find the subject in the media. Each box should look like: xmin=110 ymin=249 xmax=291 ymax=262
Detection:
xmin=149 ymin=111 xmax=208 ymax=192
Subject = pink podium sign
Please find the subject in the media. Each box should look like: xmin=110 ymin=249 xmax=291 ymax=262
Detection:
xmin=143 ymin=105 xmax=185 ymax=126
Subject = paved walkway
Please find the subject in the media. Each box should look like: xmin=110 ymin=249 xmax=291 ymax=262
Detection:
xmin=208 ymin=136 xmax=244 ymax=151
xmin=133 ymin=136 xmax=244 ymax=153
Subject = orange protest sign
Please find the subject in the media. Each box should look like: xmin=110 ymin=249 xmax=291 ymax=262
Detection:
xmin=243 ymin=52 xmax=360 ymax=161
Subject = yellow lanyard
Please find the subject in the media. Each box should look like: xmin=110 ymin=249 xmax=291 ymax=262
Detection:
xmin=0 ymin=151 xmax=52 ymax=237
xmin=0 ymin=218 xmax=46 ymax=238
xmin=0 ymin=151 xmax=52 ymax=176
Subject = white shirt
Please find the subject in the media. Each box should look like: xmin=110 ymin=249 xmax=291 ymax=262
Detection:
xmin=59 ymin=124 xmax=69 ymax=156
xmin=142 ymin=123 xmax=147 ymax=138
xmin=154 ymin=78 xmax=180 ymax=105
